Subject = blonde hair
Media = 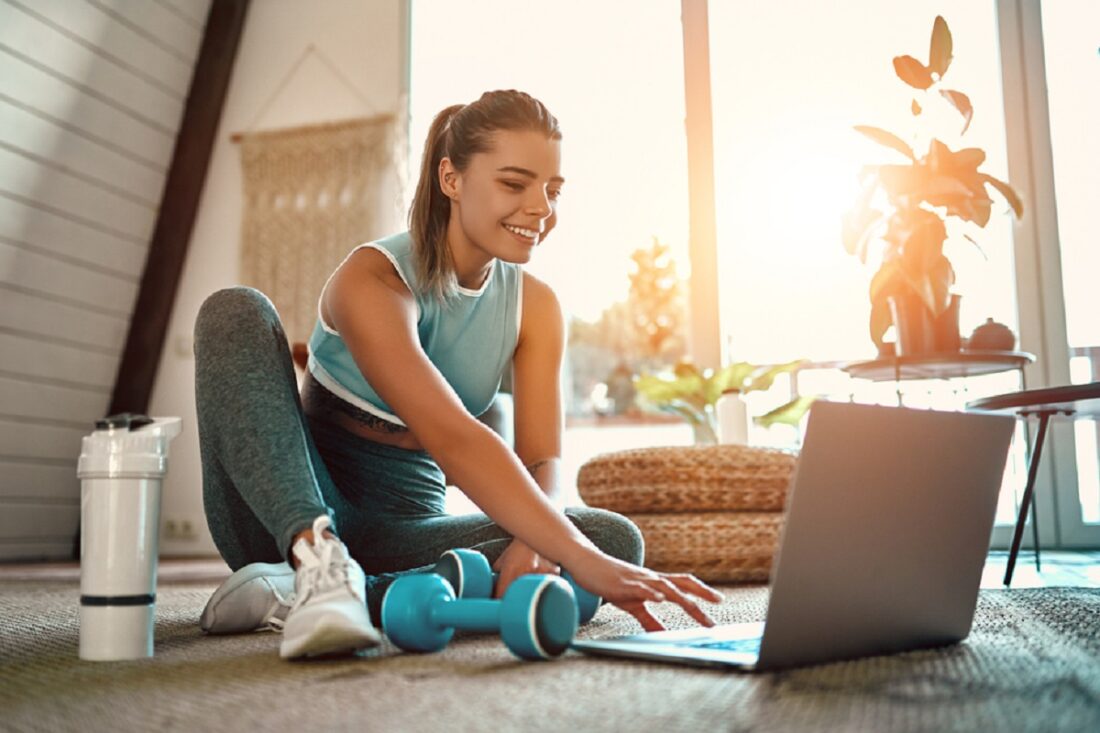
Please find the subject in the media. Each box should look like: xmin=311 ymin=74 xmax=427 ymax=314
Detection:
xmin=408 ymin=90 xmax=561 ymax=301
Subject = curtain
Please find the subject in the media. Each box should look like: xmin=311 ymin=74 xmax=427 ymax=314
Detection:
xmin=237 ymin=115 xmax=403 ymax=345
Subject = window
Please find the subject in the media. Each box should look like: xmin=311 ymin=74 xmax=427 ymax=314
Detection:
xmin=409 ymin=1 xmax=693 ymax=499
xmin=1042 ymin=0 xmax=1100 ymax=525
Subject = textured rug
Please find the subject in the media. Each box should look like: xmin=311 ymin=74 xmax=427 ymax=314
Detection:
xmin=1 ymin=582 xmax=1098 ymax=732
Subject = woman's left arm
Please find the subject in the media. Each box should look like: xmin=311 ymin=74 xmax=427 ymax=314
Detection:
xmin=492 ymin=271 xmax=568 ymax=596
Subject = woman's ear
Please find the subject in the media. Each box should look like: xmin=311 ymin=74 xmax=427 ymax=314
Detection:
xmin=438 ymin=158 xmax=460 ymax=201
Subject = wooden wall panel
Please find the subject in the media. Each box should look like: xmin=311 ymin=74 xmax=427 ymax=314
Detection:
xmin=0 ymin=285 xmax=129 ymax=351
xmin=0 ymin=147 xmax=158 ymax=240
xmin=0 ymin=374 xmax=108 ymax=425
xmin=0 ymin=461 xmax=81 ymax=501
xmin=0 ymin=50 xmax=176 ymax=166
xmin=21 ymin=0 xmax=197 ymax=92
xmin=0 ymin=332 xmax=119 ymax=389
xmin=0 ymin=504 xmax=81 ymax=543
xmin=0 ymin=420 xmax=88 ymax=462
xmin=0 ymin=0 xmax=212 ymax=560
xmin=0 ymin=196 xmax=148 ymax=279
xmin=0 ymin=100 xmax=165 ymax=202
xmin=3 ymin=5 xmax=185 ymax=131
xmin=0 ymin=240 xmax=140 ymax=313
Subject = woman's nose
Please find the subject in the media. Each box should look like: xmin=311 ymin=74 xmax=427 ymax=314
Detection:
xmin=525 ymin=188 xmax=552 ymax=218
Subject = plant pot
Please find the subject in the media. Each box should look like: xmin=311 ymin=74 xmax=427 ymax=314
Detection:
xmin=888 ymin=293 xmax=962 ymax=356
xmin=887 ymin=294 xmax=936 ymax=356
xmin=933 ymin=294 xmax=962 ymax=353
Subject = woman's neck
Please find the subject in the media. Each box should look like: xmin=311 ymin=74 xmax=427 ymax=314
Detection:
xmin=445 ymin=218 xmax=494 ymax=290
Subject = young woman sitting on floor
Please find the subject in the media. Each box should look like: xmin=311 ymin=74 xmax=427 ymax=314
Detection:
xmin=194 ymin=89 xmax=721 ymax=659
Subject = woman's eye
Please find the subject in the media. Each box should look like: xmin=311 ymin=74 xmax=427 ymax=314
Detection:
xmin=502 ymin=181 xmax=524 ymax=191
xmin=548 ymin=189 xmax=562 ymax=200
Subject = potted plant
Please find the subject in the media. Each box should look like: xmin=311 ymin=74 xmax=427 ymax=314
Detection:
xmin=842 ymin=15 xmax=1024 ymax=355
xmin=633 ymin=360 xmax=814 ymax=445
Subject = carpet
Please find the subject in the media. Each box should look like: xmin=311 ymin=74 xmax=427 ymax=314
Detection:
xmin=1 ymin=582 xmax=1098 ymax=732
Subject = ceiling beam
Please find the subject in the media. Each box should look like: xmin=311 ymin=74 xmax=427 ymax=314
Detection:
xmin=108 ymin=0 xmax=250 ymax=415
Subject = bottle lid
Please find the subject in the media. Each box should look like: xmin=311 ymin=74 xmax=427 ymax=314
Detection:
xmin=77 ymin=416 xmax=182 ymax=479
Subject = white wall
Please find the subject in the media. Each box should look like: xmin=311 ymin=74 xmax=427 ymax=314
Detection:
xmin=0 ymin=0 xmax=211 ymax=561
xmin=148 ymin=0 xmax=408 ymax=557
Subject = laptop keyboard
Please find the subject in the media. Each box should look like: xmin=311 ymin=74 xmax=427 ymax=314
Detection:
xmin=688 ymin=636 xmax=762 ymax=654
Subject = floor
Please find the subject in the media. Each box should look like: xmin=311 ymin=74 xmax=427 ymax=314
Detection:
xmin=2 ymin=550 xmax=1098 ymax=589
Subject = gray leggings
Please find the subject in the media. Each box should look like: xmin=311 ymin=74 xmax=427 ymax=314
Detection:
xmin=194 ymin=287 xmax=644 ymax=622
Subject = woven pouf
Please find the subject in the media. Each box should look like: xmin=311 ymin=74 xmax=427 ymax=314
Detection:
xmin=629 ymin=512 xmax=784 ymax=583
xmin=577 ymin=444 xmax=798 ymax=583
xmin=577 ymin=444 xmax=796 ymax=513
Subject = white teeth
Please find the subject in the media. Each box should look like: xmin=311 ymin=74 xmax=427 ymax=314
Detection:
xmin=504 ymin=224 xmax=538 ymax=239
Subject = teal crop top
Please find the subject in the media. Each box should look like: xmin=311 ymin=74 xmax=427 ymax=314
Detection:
xmin=307 ymin=231 xmax=523 ymax=426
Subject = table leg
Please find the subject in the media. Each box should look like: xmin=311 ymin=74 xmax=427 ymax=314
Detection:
xmin=1004 ymin=412 xmax=1051 ymax=586
xmin=1030 ymin=486 xmax=1041 ymax=572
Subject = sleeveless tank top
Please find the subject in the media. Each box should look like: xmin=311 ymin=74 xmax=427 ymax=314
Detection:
xmin=307 ymin=231 xmax=523 ymax=426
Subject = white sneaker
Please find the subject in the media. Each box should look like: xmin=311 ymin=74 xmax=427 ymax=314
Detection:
xmin=200 ymin=562 xmax=296 ymax=634
xmin=279 ymin=515 xmax=381 ymax=659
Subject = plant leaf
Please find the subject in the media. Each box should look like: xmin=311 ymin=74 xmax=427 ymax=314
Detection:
xmin=869 ymin=257 xmax=904 ymax=304
xmin=745 ymin=360 xmax=805 ymax=393
xmin=710 ymin=362 xmax=757 ymax=398
xmin=929 ymin=16 xmax=953 ymax=77
xmin=979 ymin=173 xmax=1024 ymax=218
xmin=893 ymin=55 xmax=933 ymax=90
xmin=755 ymin=396 xmax=817 ymax=428
xmin=911 ymin=99 xmax=922 ymax=115
xmin=869 ymin=296 xmax=894 ymax=347
xmin=842 ymin=182 xmax=884 ymax=262
xmin=854 ymin=125 xmax=915 ymax=160
xmin=892 ymin=251 xmax=953 ymax=317
xmin=963 ymin=233 xmax=988 ymax=260
xmin=940 ymin=89 xmax=973 ymax=133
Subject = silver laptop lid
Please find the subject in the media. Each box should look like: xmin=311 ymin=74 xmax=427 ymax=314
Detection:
xmin=757 ymin=401 xmax=1015 ymax=670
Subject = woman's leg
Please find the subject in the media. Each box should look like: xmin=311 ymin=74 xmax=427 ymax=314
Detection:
xmin=345 ymin=506 xmax=645 ymax=624
xmin=352 ymin=507 xmax=644 ymax=574
xmin=194 ymin=286 xmax=340 ymax=569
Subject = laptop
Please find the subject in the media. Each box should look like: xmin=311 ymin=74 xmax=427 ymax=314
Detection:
xmin=571 ymin=401 xmax=1015 ymax=671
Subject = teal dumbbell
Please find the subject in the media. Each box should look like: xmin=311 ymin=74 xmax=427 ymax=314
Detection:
xmin=381 ymin=572 xmax=578 ymax=660
xmin=431 ymin=549 xmax=602 ymax=624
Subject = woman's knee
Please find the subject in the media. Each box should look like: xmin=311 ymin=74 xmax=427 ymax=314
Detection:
xmin=566 ymin=507 xmax=644 ymax=566
xmin=194 ymin=287 xmax=283 ymax=358
xmin=195 ymin=287 xmax=278 ymax=343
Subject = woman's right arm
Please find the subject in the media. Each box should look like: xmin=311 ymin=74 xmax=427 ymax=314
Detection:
xmin=325 ymin=250 xmax=721 ymax=629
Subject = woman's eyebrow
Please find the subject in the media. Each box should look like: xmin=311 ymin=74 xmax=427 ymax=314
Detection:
xmin=496 ymin=166 xmax=565 ymax=184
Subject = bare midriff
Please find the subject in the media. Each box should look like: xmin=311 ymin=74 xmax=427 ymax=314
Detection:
xmin=300 ymin=373 xmax=427 ymax=452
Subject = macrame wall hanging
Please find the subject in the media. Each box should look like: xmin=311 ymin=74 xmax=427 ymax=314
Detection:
xmin=233 ymin=45 xmax=404 ymax=346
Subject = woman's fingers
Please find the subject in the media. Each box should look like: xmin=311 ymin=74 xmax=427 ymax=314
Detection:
xmin=605 ymin=571 xmax=722 ymax=631
xmin=662 ymin=573 xmax=725 ymax=604
xmin=619 ymin=601 xmax=666 ymax=632
xmin=653 ymin=577 xmax=717 ymax=628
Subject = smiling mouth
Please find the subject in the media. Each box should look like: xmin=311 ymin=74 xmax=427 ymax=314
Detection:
xmin=502 ymin=223 xmax=539 ymax=241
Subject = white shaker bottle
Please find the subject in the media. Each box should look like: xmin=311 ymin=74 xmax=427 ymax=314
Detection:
xmin=76 ymin=413 xmax=182 ymax=661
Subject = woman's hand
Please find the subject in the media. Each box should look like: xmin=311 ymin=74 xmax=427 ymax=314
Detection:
xmin=492 ymin=539 xmax=559 ymax=599
xmin=565 ymin=550 xmax=723 ymax=632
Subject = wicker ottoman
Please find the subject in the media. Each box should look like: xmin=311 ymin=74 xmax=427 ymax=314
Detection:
xmin=577 ymin=444 xmax=797 ymax=583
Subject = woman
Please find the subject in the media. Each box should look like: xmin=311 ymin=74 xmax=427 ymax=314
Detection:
xmin=195 ymin=90 xmax=721 ymax=659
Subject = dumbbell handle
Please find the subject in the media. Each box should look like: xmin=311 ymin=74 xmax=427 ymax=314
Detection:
xmin=430 ymin=598 xmax=500 ymax=634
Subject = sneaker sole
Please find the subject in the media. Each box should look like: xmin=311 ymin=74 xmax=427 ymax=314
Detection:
xmin=280 ymin=614 xmax=381 ymax=659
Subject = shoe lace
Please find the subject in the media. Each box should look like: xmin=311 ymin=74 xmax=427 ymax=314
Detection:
xmin=260 ymin=584 xmax=295 ymax=633
xmin=288 ymin=515 xmax=359 ymax=611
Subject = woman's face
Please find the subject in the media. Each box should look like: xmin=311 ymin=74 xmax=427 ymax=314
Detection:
xmin=442 ymin=129 xmax=563 ymax=264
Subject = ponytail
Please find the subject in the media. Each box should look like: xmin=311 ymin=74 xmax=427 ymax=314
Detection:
xmin=408 ymin=104 xmax=463 ymax=302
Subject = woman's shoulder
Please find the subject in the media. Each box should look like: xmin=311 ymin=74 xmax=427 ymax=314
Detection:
xmin=517 ymin=269 xmax=562 ymax=337
xmin=343 ymin=233 xmax=418 ymax=295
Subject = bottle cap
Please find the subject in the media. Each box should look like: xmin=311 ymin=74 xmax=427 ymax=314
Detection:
xmin=77 ymin=416 xmax=182 ymax=480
